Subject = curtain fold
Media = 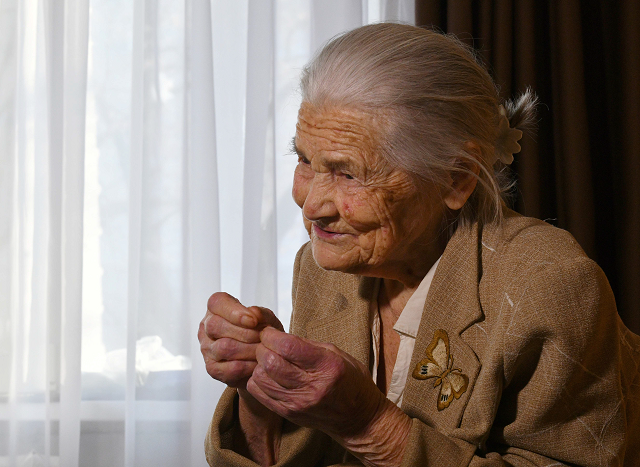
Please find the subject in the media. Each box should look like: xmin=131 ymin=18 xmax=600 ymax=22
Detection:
xmin=124 ymin=0 xmax=144 ymax=464
xmin=59 ymin=0 xmax=91 ymax=463
xmin=241 ymin=0 xmax=277 ymax=310
xmin=184 ymin=0 xmax=223 ymax=463
xmin=416 ymin=0 xmax=640 ymax=333
xmin=311 ymin=0 xmax=362 ymax=52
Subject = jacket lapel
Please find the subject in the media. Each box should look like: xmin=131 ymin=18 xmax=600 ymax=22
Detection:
xmin=303 ymin=275 xmax=377 ymax=370
xmin=401 ymin=223 xmax=484 ymax=434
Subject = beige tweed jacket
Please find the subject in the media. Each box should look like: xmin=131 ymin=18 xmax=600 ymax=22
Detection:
xmin=206 ymin=212 xmax=640 ymax=466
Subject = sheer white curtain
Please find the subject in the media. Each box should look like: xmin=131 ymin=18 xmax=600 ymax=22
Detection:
xmin=0 ymin=1 xmax=413 ymax=465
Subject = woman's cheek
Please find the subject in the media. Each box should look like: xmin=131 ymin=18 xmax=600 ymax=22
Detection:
xmin=342 ymin=189 xmax=387 ymax=229
xmin=337 ymin=189 xmax=364 ymax=224
xmin=342 ymin=200 xmax=353 ymax=220
xmin=292 ymin=168 xmax=311 ymax=208
xmin=340 ymin=196 xmax=369 ymax=224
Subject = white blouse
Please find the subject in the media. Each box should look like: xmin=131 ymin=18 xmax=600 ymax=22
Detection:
xmin=370 ymin=257 xmax=441 ymax=407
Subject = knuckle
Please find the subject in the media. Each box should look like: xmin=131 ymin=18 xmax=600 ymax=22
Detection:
xmin=280 ymin=405 xmax=294 ymax=418
xmin=322 ymin=350 xmax=345 ymax=375
xmin=205 ymin=314 xmax=224 ymax=338
xmin=252 ymin=364 xmax=266 ymax=382
xmin=200 ymin=338 xmax=212 ymax=357
xmin=289 ymin=399 xmax=302 ymax=413
xmin=228 ymin=361 xmax=253 ymax=386
xmin=228 ymin=361 xmax=246 ymax=380
xmin=215 ymin=338 xmax=237 ymax=359
xmin=206 ymin=293 xmax=221 ymax=311
xmin=329 ymin=364 xmax=347 ymax=384
xmin=207 ymin=292 xmax=234 ymax=311
xmin=325 ymin=343 xmax=339 ymax=353
xmin=317 ymin=359 xmax=345 ymax=387
xmin=262 ymin=352 xmax=280 ymax=373
xmin=216 ymin=337 xmax=231 ymax=354
xmin=239 ymin=327 xmax=257 ymax=343
xmin=333 ymin=357 xmax=347 ymax=376
xmin=280 ymin=338 xmax=297 ymax=357
xmin=197 ymin=321 xmax=205 ymax=342
xmin=206 ymin=360 xmax=250 ymax=386
xmin=255 ymin=306 xmax=280 ymax=326
xmin=206 ymin=362 xmax=223 ymax=381
xmin=315 ymin=383 xmax=332 ymax=403
xmin=291 ymin=398 xmax=310 ymax=414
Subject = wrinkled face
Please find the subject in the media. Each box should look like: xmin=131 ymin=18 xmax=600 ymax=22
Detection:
xmin=292 ymin=103 xmax=446 ymax=279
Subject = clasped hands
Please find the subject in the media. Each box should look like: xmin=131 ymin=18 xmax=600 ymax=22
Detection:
xmin=197 ymin=292 xmax=388 ymax=440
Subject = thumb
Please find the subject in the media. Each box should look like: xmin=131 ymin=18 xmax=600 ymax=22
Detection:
xmin=248 ymin=306 xmax=284 ymax=332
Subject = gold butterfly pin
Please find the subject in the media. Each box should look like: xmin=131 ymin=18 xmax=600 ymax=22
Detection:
xmin=412 ymin=329 xmax=469 ymax=411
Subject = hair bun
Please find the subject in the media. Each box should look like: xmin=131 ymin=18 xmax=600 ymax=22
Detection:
xmin=494 ymin=105 xmax=523 ymax=165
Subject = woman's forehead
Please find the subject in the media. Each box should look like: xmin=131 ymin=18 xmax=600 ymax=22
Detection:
xmin=295 ymin=103 xmax=384 ymax=158
xmin=296 ymin=103 xmax=380 ymax=142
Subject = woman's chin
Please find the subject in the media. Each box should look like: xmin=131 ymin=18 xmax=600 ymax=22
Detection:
xmin=310 ymin=240 xmax=361 ymax=272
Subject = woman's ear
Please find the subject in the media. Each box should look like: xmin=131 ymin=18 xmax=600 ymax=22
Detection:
xmin=443 ymin=142 xmax=482 ymax=211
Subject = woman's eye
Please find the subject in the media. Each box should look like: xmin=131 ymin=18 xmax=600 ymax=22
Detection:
xmin=337 ymin=170 xmax=355 ymax=180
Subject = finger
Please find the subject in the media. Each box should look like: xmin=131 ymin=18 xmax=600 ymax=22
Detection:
xmin=197 ymin=319 xmax=206 ymax=343
xmin=251 ymin=306 xmax=284 ymax=331
xmin=207 ymin=292 xmax=259 ymax=328
xmin=208 ymin=338 xmax=259 ymax=362
xmin=249 ymin=306 xmax=285 ymax=332
xmin=246 ymin=375 xmax=287 ymax=416
xmin=255 ymin=343 xmax=306 ymax=389
xmin=203 ymin=313 xmax=262 ymax=344
xmin=259 ymin=326 xmax=327 ymax=368
xmin=312 ymin=340 xmax=364 ymax=368
xmin=248 ymin=370 xmax=320 ymax=425
xmin=204 ymin=358 xmax=257 ymax=388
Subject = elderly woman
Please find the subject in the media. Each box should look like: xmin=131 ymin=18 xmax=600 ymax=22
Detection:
xmin=199 ymin=23 xmax=640 ymax=466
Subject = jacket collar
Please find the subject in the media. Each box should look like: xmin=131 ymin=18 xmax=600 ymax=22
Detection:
xmin=400 ymin=222 xmax=484 ymax=433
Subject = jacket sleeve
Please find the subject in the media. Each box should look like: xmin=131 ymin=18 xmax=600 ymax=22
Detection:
xmin=205 ymin=386 xmax=345 ymax=466
xmin=399 ymin=257 xmax=639 ymax=466
xmin=204 ymin=243 xmax=355 ymax=466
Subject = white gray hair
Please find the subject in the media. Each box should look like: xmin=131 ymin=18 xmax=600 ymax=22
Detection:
xmin=300 ymin=22 xmax=537 ymax=228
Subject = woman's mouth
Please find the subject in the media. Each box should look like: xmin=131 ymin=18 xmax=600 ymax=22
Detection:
xmin=313 ymin=224 xmax=346 ymax=240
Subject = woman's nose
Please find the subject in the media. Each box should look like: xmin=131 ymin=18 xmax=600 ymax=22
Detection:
xmin=302 ymin=176 xmax=338 ymax=222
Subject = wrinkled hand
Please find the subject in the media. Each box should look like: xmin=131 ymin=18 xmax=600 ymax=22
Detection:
xmin=198 ymin=292 xmax=283 ymax=389
xmin=246 ymin=327 xmax=388 ymax=439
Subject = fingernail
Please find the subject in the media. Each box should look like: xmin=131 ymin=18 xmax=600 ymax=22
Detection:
xmin=241 ymin=314 xmax=256 ymax=327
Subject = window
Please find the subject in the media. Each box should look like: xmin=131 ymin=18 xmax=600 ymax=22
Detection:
xmin=0 ymin=0 xmax=414 ymax=464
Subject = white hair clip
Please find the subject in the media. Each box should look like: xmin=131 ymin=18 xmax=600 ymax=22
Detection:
xmin=494 ymin=105 xmax=523 ymax=165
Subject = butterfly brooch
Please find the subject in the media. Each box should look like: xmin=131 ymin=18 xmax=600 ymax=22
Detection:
xmin=412 ymin=329 xmax=469 ymax=411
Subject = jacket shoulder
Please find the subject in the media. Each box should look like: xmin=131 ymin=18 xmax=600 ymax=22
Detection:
xmin=479 ymin=212 xmax=609 ymax=320
xmin=483 ymin=211 xmax=588 ymax=265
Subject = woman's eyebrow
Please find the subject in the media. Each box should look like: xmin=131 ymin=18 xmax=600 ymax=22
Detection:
xmin=325 ymin=159 xmax=359 ymax=173
xmin=290 ymin=137 xmax=303 ymax=156
xmin=291 ymin=136 xmax=361 ymax=173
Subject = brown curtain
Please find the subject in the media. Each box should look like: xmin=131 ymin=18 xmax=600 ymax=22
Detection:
xmin=415 ymin=0 xmax=640 ymax=333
